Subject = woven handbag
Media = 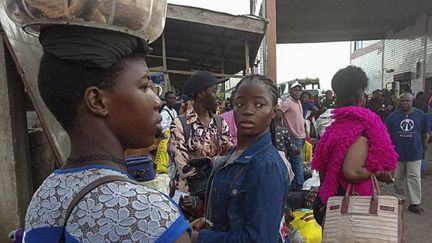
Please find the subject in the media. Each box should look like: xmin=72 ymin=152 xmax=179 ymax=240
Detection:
xmin=323 ymin=175 xmax=404 ymax=243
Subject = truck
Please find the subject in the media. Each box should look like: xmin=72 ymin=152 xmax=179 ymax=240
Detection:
xmin=277 ymin=78 xmax=321 ymax=100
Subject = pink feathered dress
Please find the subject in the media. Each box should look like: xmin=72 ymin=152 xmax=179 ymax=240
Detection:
xmin=312 ymin=106 xmax=398 ymax=204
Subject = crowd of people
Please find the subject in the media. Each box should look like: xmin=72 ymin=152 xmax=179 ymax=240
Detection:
xmin=20 ymin=25 xmax=430 ymax=243
xmin=0 ymin=0 xmax=426 ymax=241
xmin=156 ymin=67 xmax=429 ymax=241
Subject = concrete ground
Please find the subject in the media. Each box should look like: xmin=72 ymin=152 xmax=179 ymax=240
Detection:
xmin=381 ymin=146 xmax=432 ymax=242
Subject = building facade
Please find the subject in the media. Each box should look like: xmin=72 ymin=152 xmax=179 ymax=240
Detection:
xmin=351 ymin=15 xmax=432 ymax=95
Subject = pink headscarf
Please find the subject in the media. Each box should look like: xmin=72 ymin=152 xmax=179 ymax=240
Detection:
xmin=312 ymin=106 xmax=398 ymax=204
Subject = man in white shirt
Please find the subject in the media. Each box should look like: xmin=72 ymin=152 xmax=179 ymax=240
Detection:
xmin=161 ymin=91 xmax=178 ymax=132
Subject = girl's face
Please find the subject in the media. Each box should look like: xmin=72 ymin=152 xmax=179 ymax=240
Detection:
xmin=104 ymin=59 xmax=162 ymax=149
xmin=233 ymin=81 xmax=276 ymax=139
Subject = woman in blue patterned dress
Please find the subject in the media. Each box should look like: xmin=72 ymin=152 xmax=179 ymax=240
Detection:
xmin=24 ymin=26 xmax=191 ymax=243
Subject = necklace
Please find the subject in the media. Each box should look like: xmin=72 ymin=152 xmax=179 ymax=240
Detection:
xmin=66 ymin=154 xmax=125 ymax=167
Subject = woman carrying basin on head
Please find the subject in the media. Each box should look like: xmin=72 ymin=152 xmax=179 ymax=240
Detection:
xmin=23 ymin=25 xmax=191 ymax=243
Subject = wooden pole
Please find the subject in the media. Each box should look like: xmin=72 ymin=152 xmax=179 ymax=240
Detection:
xmin=161 ymin=33 xmax=172 ymax=91
xmin=162 ymin=33 xmax=167 ymax=69
xmin=245 ymin=41 xmax=251 ymax=74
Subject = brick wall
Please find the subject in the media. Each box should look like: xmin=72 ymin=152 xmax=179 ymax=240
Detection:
xmin=352 ymin=14 xmax=432 ymax=95
xmin=426 ymin=36 xmax=432 ymax=78
xmin=425 ymin=16 xmax=432 ymax=79
xmin=382 ymin=37 xmax=424 ymax=94
xmin=383 ymin=14 xmax=431 ymax=95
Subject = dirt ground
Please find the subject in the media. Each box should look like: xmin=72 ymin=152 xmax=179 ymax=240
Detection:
xmin=380 ymin=146 xmax=432 ymax=242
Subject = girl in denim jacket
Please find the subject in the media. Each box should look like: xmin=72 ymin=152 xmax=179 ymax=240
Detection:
xmin=191 ymin=75 xmax=289 ymax=243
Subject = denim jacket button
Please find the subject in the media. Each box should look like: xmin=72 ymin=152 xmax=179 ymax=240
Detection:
xmin=232 ymin=189 xmax=238 ymax=196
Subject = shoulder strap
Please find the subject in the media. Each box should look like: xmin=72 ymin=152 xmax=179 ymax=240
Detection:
xmin=59 ymin=175 xmax=137 ymax=242
xmin=214 ymin=115 xmax=223 ymax=137
xmin=178 ymin=114 xmax=221 ymax=144
xmin=178 ymin=115 xmax=191 ymax=143
xmin=164 ymin=107 xmax=175 ymax=120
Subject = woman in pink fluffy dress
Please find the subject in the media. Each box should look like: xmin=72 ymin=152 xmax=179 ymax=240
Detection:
xmin=311 ymin=66 xmax=398 ymax=226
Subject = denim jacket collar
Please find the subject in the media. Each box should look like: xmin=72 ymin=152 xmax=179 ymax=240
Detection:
xmin=234 ymin=132 xmax=273 ymax=164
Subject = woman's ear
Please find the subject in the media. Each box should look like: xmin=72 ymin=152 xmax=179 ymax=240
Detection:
xmin=83 ymin=86 xmax=109 ymax=117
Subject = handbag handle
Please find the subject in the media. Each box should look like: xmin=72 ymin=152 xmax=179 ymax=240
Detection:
xmin=341 ymin=173 xmax=380 ymax=215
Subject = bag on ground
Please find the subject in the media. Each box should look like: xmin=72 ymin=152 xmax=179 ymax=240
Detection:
xmin=291 ymin=209 xmax=322 ymax=243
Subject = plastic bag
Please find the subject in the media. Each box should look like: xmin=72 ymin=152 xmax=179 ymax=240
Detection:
xmin=303 ymin=140 xmax=313 ymax=162
xmin=291 ymin=209 xmax=322 ymax=243
xmin=302 ymin=170 xmax=320 ymax=190
xmin=154 ymin=130 xmax=170 ymax=174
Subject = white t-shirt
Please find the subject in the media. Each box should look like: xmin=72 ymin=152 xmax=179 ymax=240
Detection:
xmin=160 ymin=106 xmax=178 ymax=132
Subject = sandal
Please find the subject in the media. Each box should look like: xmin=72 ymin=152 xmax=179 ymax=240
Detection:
xmin=408 ymin=204 xmax=424 ymax=214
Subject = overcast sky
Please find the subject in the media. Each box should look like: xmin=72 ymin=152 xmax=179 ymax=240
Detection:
xmin=168 ymin=0 xmax=251 ymax=14
xmin=277 ymin=42 xmax=351 ymax=90
xmin=167 ymin=0 xmax=351 ymax=90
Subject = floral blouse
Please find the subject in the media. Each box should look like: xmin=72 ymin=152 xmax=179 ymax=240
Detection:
xmin=24 ymin=165 xmax=190 ymax=243
xmin=169 ymin=108 xmax=233 ymax=192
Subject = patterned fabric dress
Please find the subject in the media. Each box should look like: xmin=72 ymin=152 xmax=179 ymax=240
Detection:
xmin=24 ymin=165 xmax=190 ymax=243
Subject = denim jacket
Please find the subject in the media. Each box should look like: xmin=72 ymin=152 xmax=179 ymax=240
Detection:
xmin=198 ymin=132 xmax=289 ymax=243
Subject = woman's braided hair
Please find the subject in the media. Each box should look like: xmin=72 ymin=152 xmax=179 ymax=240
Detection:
xmin=233 ymin=74 xmax=279 ymax=145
